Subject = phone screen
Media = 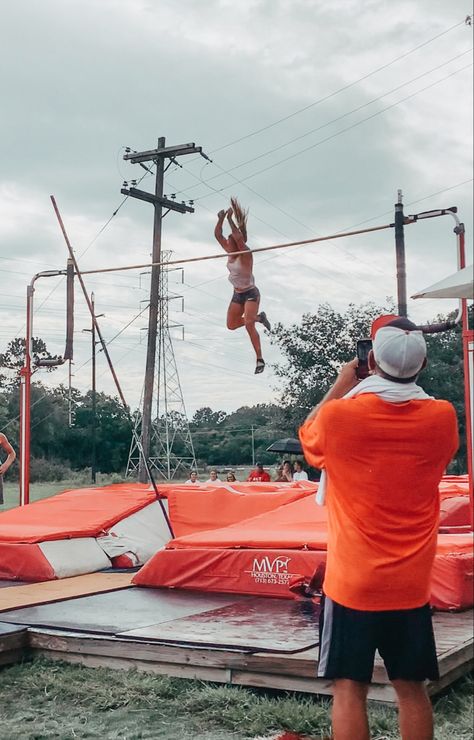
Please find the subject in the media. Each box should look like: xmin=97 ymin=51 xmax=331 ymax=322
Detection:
xmin=356 ymin=339 xmax=373 ymax=379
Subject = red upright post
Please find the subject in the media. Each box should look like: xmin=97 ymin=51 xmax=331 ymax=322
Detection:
xmin=457 ymin=229 xmax=474 ymax=525
xmin=19 ymin=284 xmax=34 ymax=506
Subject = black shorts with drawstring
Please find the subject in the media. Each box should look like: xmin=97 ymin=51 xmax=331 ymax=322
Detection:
xmin=231 ymin=286 xmax=260 ymax=305
xmin=318 ymin=594 xmax=439 ymax=683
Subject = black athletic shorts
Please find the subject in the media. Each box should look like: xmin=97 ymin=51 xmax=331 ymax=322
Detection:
xmin=231 ymin=286 xmax=260 ymax=305
xmin=318 ymin=594 xmax=439 ymax=683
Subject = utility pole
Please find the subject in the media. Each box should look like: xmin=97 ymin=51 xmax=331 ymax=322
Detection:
xmin=123 ymin=138 xmax=208 ymax=481
xmin=251 ymin=425 xmax=256 ymax=466
xmin=394 ymin=189 xmax=407 ymax=317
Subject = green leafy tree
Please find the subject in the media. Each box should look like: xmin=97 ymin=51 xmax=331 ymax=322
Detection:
xmin=191 ymin=407 xmax=227 ymax=428
xmin=0 ymin=337 xmax=60 ymax=390
xmin=271 ymin=302 xmax=469 ymax=472
xmin=271 ymin=301 xmax=395 ymax=423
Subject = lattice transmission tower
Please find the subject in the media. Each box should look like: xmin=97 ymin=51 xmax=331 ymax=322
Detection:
xmin=127 ymin=252 xmax=196 ymax=479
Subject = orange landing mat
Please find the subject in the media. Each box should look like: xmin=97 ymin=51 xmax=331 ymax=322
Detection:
xmin=0 ymin=572 xmax=134 ymax=613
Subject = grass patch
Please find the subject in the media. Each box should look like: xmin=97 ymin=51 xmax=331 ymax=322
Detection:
xmin=0 ymin=657 xmax=471 ymax=739
xmin=2 ymin=476 xmax=129 ymax=511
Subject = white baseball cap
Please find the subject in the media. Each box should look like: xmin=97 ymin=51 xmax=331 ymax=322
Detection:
xmin=373 ymin=325 xmax=427 ymax=379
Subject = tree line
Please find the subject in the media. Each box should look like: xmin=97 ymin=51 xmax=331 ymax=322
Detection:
xmin=0 ymin=301 xmax=469 ymax=479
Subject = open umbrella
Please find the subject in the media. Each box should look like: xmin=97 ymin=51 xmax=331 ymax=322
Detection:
xmin=266 ymin=437 xmax=303 ymax=454
xmin=411 ymin=265 xmax=473 ymax=300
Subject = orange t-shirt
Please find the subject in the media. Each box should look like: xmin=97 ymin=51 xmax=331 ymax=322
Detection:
xmin=299 ymin=394 xmax=458 ymax=611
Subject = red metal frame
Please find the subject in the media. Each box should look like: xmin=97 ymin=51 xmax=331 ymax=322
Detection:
xmin=19 ymin=271 xmax=66 ymax=506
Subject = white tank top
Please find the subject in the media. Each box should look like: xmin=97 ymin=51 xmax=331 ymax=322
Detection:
xmin=227 ymin=255 xmax=255 ymax=291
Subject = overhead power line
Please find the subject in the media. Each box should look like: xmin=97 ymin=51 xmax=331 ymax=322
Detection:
xmin=207 ymin=18 xmax=468 ymax=156
xmin=192 ymin=63 xmax=473 ymax=199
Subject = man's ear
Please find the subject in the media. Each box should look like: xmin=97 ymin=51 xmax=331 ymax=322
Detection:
xmin=368 ymin=350 xmax=376 ymax=371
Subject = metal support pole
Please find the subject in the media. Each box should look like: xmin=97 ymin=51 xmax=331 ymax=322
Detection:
xmin=394 ymin=189 xmax=407 ymax=317
xmin=19 ymin=284 xmax=33 ymax=506
xmin=251 ymin=425 xmax=256 ymax=466
xmin=19 ymin=270 xmax=66 ymax=506
xmin=91 ymin=293 xmax=97 ymax=484
xmin=139 ymin=136 xmax=165 ymax=482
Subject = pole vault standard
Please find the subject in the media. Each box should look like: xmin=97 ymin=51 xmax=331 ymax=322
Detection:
xmin=408 ymin=206 xmax=473 ymax=516
xmin=19 ymin=262 xmax=74 ymax=506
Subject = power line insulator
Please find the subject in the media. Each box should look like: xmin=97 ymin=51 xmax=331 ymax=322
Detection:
xmin=125 ymin=147 xmax=131 ymax=153
xmin=122 ymin=181 xmax=128 ymax=187
xmin=131 ymin=180 xmax=137 ymax=186
xmin=170 ymin=194 xmax=176 ymax=200
xmin=189 ymin=200 xmax=194 ymax=206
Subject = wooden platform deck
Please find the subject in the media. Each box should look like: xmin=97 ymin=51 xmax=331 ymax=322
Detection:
xmin=0 ymin=584 xmax=471 ymax=704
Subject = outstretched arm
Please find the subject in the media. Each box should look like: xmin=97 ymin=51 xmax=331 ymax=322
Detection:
xmin=214 ymin=210 xmax=229 ymax=250
xmin=226 ymin=209 xmax=247 ymax=250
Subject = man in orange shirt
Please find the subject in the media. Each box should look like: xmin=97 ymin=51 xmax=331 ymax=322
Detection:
xmin=299 ymin=317 xmax=458 ymax=740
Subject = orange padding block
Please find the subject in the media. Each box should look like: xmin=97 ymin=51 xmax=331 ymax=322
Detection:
xmin=0 ymin=483 xmax=155 ymax=543
xmin=0 ymin=542 xmax=55 ymax=582
xmin=168 ymin=493 xmax=328 ymax=550
xmin=431 ymin=553 xmax=473 ymax=611
xmin=165 ymin=482 xmax=316 ymax=537
xmin=439 ymin=496 xmax=471 ymax=527
xmin=438 ymin=474 xmax=470 ymax=499
xmin=133 ymin=547 xmax=327 ymax=599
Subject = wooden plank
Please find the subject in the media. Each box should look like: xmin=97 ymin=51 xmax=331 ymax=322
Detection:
xmin=229 ymin=670 xmax=397 ymax=704
xmin=33 ymin=649 xmax=232 ymax=683
xmin=437 ymin=639 xmax=474 ymax=678
xmin=0 ymin=631 xmax=28 ymax=654
xmin=0 ymin=573 xmax=134 ymax=613
xmin=428 ymin=657 xmax=474 ymax=697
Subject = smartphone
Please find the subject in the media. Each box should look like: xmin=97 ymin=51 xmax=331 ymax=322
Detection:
xmin=356 ymin=338 xmax=373 ymax=380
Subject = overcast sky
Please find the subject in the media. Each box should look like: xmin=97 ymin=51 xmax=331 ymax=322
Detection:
xmin=0 ymin=0 xmax=472 ymax=420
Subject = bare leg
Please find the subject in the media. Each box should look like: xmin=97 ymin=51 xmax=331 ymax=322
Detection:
xmin=243 ymin=298 xmax=262 ymax=360
xmin=392 ymin=680 xmax=434 ymax=740
xmin=226 ymin=300 xmax=245 ymax=330
xmin=332 ymin=679 xmax=370 ymax=740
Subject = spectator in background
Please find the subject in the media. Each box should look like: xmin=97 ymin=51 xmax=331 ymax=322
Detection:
xmin=275 ymin=460 xmax=293 ymax=482
xmin=247 ymin=462 xmax=271 ymax=482
xmin=226 ymin=471 xmax=237 ymax=482
xmin=206 ymin=469 xmax=221 ymax=484
xmin=293 ymin=460 xmax=309 ymax=481
xmin=185 ymin=471 xmax=199 ymax=484
xmin=0 ymin=432 xmax=16 ymax=506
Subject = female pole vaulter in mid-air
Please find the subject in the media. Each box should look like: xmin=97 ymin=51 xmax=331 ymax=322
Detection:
xmin=214 ymin=197 xmax=271 ymax=374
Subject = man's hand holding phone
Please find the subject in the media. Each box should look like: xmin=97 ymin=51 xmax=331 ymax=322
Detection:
xmin=356 ymin=338 xmax=373 ymax=380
